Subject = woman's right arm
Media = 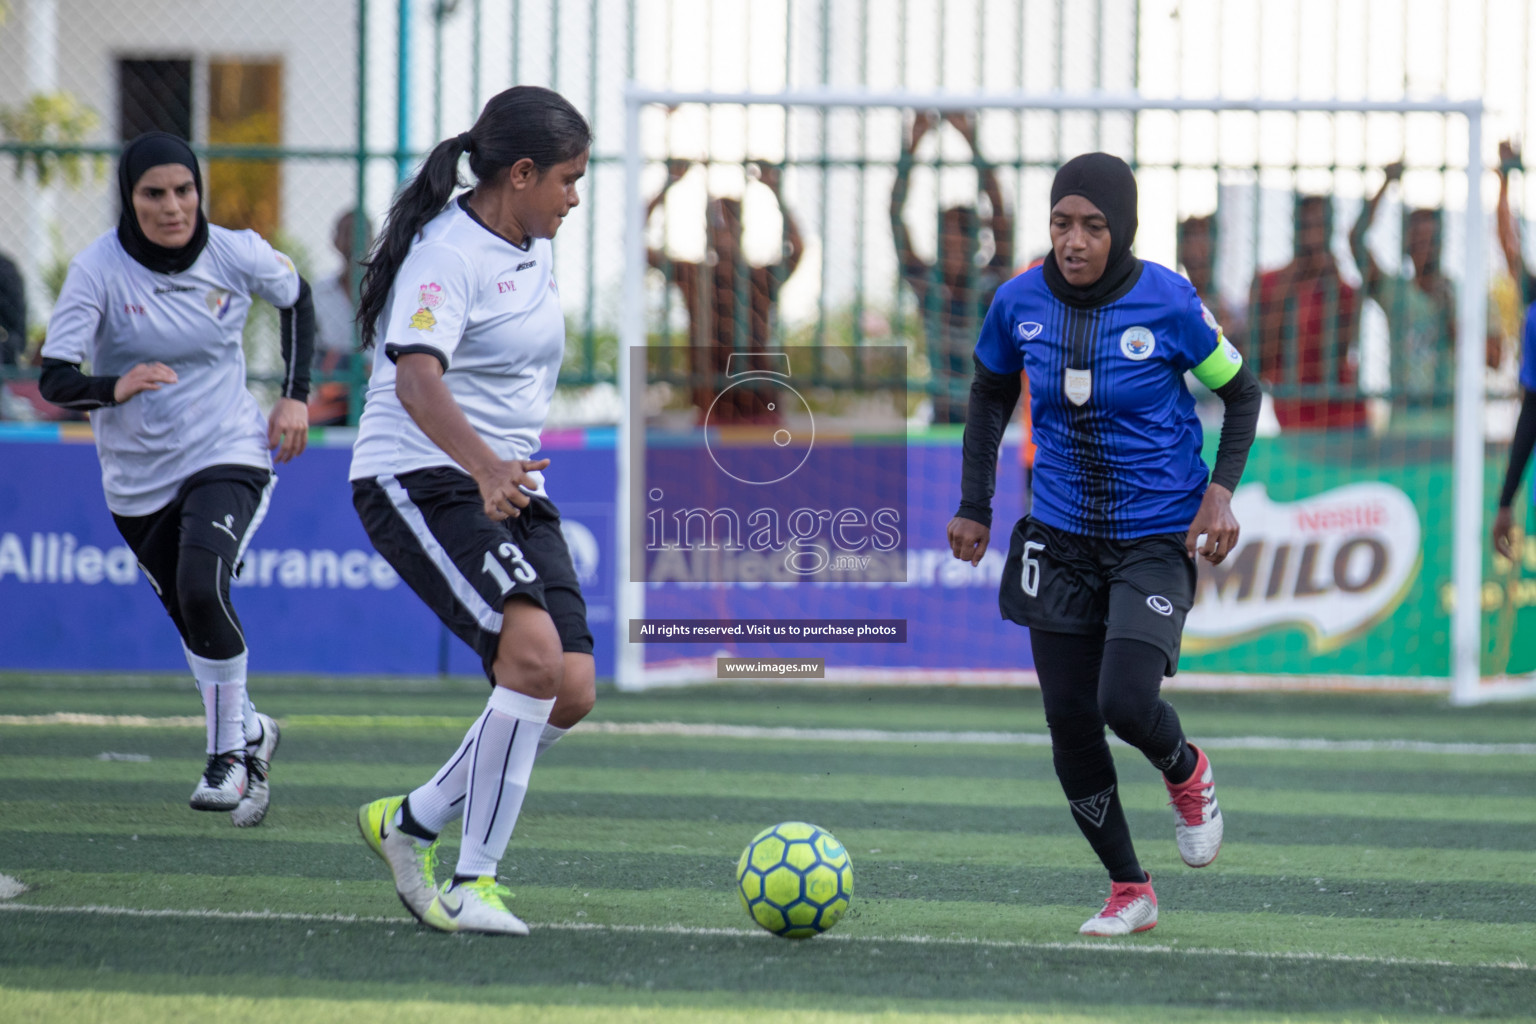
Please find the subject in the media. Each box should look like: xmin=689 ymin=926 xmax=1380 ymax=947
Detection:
xmin=949 ymin=355 xmax=1022 ymax=565
xmin=38 ymin=260 xmax=176 ymax=409
xmin=891 ymin=114 xmax=930 ymax=298
xmin=1497 ymin=141 xmax=1528 ymax=289
xmin=394 ymin=352 xmax=547 ymax=521
xmin=1349 ymin=162 xmax=1399 ymax=297
xmin=646 ymin=160 xmax=689 ymax=272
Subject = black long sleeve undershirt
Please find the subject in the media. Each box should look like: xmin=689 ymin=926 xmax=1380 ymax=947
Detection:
xmin=954 ymin=357 xmax=1264 ymax=529
xmin=1208 ymin=361 xmax=1262 ymax=493
xmin=39 ymin=275 xmax=317 ymax=412
xmin=38 ymin=358 xmax=118 ymax=410
xmin=1499 ymin=388 xmax=1536 ymax=508
xmin=955 ymin=355 xmax=1022 ymax=529
xmin=279 ymin=275 xmax=315 ymax=402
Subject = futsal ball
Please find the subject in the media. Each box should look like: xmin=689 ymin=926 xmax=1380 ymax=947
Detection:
xmin=736 ymin=821 xmax=853 ymax=939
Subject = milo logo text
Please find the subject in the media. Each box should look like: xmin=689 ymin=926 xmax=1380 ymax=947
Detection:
xmin=1185 ymin=483 xmax=1420 ymax=652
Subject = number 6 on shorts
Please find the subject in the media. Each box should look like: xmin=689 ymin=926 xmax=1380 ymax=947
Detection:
xmin=1020 ymin=541 xmax=1044 ymax=598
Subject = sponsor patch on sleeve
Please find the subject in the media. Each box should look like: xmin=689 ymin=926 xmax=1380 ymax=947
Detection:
xmin=409 ymin=282 xmax=444 ymax=331
xmin=1200 ymin=302 xmax=1221 ymax=334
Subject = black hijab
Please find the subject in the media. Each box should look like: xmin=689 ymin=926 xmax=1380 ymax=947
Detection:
xmin=1042 ymin=152 xmax=1141 ymax=308
xmin=116 ymin=132 xmax=209 ymax=274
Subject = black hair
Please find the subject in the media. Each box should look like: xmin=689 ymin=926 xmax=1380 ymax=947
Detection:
xmin=357 ymin=85 xmax=592 ymax=348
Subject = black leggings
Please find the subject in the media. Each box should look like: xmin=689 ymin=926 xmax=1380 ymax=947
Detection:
xmin=1029 ymin=628 xmax=1192 ymax=882
xmin=114 ymin=468 xmax=267 ymax=661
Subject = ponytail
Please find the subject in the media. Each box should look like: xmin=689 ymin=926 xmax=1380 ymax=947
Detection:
xmin=356 ymin=135 xmax=469 ymax=349
xmin=356 ymin=85 xmax=591 ymax=350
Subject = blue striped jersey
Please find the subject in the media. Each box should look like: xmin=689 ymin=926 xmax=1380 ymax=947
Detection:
xmin=974 ymin=261 xmax=1222 ymax=539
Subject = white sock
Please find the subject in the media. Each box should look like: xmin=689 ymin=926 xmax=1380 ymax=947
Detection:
xmin=185 ymin=648 xmax=249 ymax=756
xmin=455 ymin=687 xmax=553 ymax=878
xmin=536 ymin=723 xmax=569 ymax=759
xmin=405 ymin=715 xmax=482 ymax=835
xmin=405 ymin=713 xmax=567 ymax=838
xmin=242 ymin=693 xmax=262 ymax=745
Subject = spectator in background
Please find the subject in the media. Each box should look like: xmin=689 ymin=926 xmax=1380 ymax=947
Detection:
xmin=0 ymin=249 xmax=25 ymax=366
xmin=1494 ymin=140 xmax=1536 ymax=382
xmin=892 ymin=111 xmax=1014 ymax=424
xmin=1177 ymin=214 xmax=1243 ymax=342
xmin=1350 ymin=161 xmax=1456 ymax=412
xmin=645 ymin=160 xmax=804 ymax=424
xmin=1496 ymin=139 xmax=1536 ymax=306
xmin=309 ymin=209 xmax=374 ymax=425
xmin=1249 ymin=194 xmax=1365 ymax=431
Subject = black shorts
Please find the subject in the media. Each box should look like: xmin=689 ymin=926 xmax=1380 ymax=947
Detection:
xmin=998 ymin=515 xmax=1196 ymax=675
xmin=113 ymin=464 xmax=274 ymax=595
xmin=352 ymin=467 xmax=594 ymax=682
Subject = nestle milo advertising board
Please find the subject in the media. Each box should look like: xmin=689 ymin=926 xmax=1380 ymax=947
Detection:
xmin=1178 ymin=433 xmax=1536 ymax=679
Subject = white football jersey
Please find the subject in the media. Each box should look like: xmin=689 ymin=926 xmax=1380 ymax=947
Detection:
xmin=42 ymin=226 xmax=300 ymax=516
xmin=349 ymin=196 xmax=565 ymax=494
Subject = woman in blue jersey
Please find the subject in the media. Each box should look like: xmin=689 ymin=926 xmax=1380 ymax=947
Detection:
xmin=38 ymin=132 xmax=312 ymax=828
xmin=1493 ymin=304 xmax=1536 ymax=559
xmin=349 ymin=86 xmax=594 ymax=936
xmin=948 ymin=153 xmax=1262 ymax=936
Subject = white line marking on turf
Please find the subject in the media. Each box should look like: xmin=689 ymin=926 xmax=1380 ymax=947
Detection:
xmin=0 ymin=713 xmax=203 ymax=727
xmin=578 ymin=722 xmax=1536 ymax=756
xmin=5 ymin=713 xmax=1535 ymax=756
xmin=0 ymin=902 xmax=1527 ymax=972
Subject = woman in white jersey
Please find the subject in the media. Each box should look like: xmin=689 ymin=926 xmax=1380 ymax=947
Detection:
xmin=39 ymin=132 xmax=314 ymax=827
xmin=350 ymin=86 xmax=594 ymax=936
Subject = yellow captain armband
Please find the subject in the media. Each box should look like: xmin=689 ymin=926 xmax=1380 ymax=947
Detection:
xmin=1191 ymin=335 xmax=1244 ymax=390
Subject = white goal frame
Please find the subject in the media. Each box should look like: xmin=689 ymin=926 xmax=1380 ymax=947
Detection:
xmin=618 ymin=86 xmax=1523 ymax=705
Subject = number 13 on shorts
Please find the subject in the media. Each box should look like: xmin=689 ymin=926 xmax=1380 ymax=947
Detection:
xmin=482 ymin=541 xmax=538 ymax=591
xmin=1021 ymin=541 xmax=1044 ymax=598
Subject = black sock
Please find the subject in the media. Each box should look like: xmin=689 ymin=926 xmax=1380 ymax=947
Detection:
xmin=1159 ymin=740 xmax=1199 ymax=785
xmin=396 ymin=796 xmax=438 ymax=842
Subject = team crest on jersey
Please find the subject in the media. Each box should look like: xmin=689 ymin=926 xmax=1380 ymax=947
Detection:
xmin=1018 ymin=321 xmax=1043 ymax=341
xmin=205 ymin=288 xmax=232 ymax=320
xmin=1120 ymin=326 xmax=1155 ymax=361
xmin=1064 ymin=367 xmax=1092 ymax=406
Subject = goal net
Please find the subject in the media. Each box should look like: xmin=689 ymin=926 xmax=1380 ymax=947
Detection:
xmin=617 ymin=88 xmax=1535 ymax=704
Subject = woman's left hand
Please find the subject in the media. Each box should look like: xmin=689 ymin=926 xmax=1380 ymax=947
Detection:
xmin=1186 ymin=483 xmax=1239 ymax=565
xmin=267 ymin=397 xmax=310 ymax=464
